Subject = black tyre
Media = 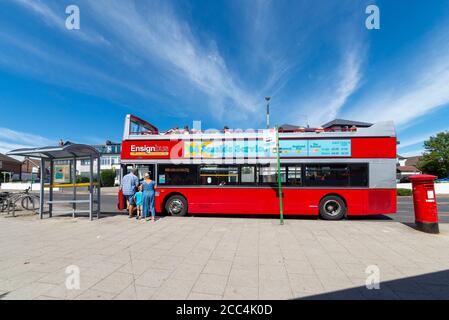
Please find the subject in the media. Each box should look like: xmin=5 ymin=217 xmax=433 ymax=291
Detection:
xmin=21 ymin=196 xmax=36 ymax=211
xmin=319 ymin=195 xmax=346 ymax=220
xmin=165 ymin=195 xmax=187 ymax=216
xmin=0 ymin=200 xmax=7 ymax=212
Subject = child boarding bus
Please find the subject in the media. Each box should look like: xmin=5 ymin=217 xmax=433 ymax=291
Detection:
xmin=118 ymin=114 xmax=397 ymax=220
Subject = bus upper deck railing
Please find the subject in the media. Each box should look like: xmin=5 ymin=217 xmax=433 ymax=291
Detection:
xmin=128 ymin=126 xmax=359 ymax=136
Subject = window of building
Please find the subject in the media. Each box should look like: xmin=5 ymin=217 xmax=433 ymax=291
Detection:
xmin=111 ymin=156 xmax=119 ymax=165
xmin=80 ymin=159 xmax=90 ymax=166
xmin=54 ymin=160 xmax=69 ymax=165
xmin=101 ymin=157 xmax=112 ymax=166
xmin=199 ymin=165 xmax=238 ymax=185
xmin=158 ymin=165 xmax=198 ymax=185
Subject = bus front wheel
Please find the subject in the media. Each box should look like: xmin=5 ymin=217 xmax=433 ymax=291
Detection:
xmin=319 ymin=195 xmax=346 ymax=220
xmin=165 ymin=195 xmax=188 ymax=216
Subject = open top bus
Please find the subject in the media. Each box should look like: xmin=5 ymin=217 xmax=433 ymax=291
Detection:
xmin=118 ymin=114 xmax=397 ymax=220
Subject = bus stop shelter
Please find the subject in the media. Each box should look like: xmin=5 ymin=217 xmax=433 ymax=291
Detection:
xmin=7 ymin=144 xmax=101 ymax=220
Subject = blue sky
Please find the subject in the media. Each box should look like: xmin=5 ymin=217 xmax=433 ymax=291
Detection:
xmin=0 ymin=0 xmax=449 ymax=157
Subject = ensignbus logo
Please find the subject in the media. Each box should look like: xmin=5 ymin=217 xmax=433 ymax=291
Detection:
xmin=130 ymin=144 xmax=170 ymax=156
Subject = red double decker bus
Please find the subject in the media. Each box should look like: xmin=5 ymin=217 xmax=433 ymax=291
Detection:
xmin=118 ymin=115 xmax=397 ymax=220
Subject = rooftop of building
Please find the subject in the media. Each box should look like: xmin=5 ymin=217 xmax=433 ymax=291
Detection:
xmin=397 ymin=165 xmax=422 ymax=172
xmin=0 ymin=153 xmax=22 ymax=164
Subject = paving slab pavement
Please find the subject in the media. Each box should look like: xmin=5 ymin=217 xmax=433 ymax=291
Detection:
xmin=0 ymin=214 xmax=449 ymax=300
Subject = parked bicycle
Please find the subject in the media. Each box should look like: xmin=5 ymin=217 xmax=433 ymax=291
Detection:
xmin=0 ymin=192 xmax=10 ymax=212
xmin=0 ymin=187 xmax=40 ymax=214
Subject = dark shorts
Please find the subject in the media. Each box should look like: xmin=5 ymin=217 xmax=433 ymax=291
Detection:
xmin=124 ymin=194 xmax=135 ymax=205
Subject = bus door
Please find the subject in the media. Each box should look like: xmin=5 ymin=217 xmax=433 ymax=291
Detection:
xmin=118 ymin=164 xmax=155 ymax=210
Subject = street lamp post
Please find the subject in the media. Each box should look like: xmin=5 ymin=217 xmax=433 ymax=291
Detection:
xmin=265 ymin=96 xmax=271 ymax=129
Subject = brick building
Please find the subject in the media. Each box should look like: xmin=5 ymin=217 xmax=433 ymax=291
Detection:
xmin=21 ymin=157 xmax=42 ymax=181
xmin=0 ymin=153 xmax=22 ymax=182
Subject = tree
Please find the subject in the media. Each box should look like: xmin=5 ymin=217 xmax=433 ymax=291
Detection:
xmin=416 ymin=131 xmax=449 ymax=178
xmin=100 ymin=169 xmax=116 ymax=187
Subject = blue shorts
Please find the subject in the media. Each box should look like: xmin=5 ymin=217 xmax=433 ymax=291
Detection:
xmin=124 ymin=194 xmax=135 ymax=205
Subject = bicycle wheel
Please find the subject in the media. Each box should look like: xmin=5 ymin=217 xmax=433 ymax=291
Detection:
xmin=21 ymin=196 xmax=37 ymax=211
xmin=0 ymin=200 xmax=8 ymax=212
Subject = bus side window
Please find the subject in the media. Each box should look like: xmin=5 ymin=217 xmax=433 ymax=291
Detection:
xmin=199 ymin=165 xmax=239 ymax=185
xmin=287 ymin=165 xmax=302 ymax=186
xmin=240 ymin=165 xmax=256 ymax=184
xmin=305 ymin=164 xmax=349 ymax=187
xmin=349 ymin=164 xmax=369 ymax=187
xmin=158 ymin=165 xmax=198 ymax=185
xmin=257 ymin=165 xmax=286 ymax=185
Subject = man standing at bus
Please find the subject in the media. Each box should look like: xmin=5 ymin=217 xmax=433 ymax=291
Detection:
xmin=121 ymin=168 xmax=140 ymax=218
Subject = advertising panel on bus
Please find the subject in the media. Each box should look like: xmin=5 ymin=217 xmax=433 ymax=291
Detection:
xmin=183 ymin=139 xmax=351 ymax=158
xmin=121 ymin=137 xmax=396 ymax=160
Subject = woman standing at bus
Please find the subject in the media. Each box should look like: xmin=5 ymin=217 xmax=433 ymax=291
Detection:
xmin=142 ymin=172 xmax=156 ymax=222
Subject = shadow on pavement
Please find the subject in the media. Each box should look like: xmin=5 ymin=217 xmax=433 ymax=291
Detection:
xmin=47 ymin=212 xmax=167 ymax=222
xmin=346 ymin=214 xmax=393 ymax=221
xmin=401 ymin=222 xmax=421 ymax=231
xmin=188 ymin=213 xmax=394 ymax=221
xmin=47 ymin=211 xmax=396 ymax=222
xmin=188 ymin=213 xmax=319 ymax=220
xmin=297 ymin=269 xmax=449 ymax=300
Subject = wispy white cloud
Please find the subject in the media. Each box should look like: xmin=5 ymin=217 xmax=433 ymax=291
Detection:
xmin=8 ymin=0 xmax=266 ymax=124
xmin=236 ymin=0 xmax=330 ymax=105
xmin=0 ymin=127 xmax=54 ymax=146
xmin=398 ymin=128 xmax=449 ymax=150
xmin=0 ymin=31 xmax=158 ymax=108
xmin=284 ymin=43 xmax=365 ymax=127
xmin=84 ymin=0 xmax=260 ymax=122
xmin=266 ymin=1 xmax=367 ymax=128
xmin=398 ymin=137 xmax=425 ymax=150
xmin=399 ymin=149 xmax=424 ymax=158
xmin=0 ymin=141 xmax=34 ymax=157
xmin=0 ymin=127 xmax=54 ymax=155
xmin=14 ymin=0 xmax=63 ymax=26
xmin=11 ymin=0 xmax=443 ymax=134
xmin=3 ymin=0 xmax=370 ymax=129
xmin=352 ymin=74 xmax=449 ymax=129
xmin=344 ymin=26 xmax=449 ymax=128
xmin=312 ymin=48 xmax=363 ymax=125
xmin=12 ymin=0 xmax=108 ymax=45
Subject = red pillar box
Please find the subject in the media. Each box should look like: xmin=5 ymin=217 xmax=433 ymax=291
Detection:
xmin=408 ymin=174 xmax=439 ymax=234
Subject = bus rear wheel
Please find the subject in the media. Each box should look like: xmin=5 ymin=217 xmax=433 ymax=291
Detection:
xmin=165 ymin=195 xmax=187 ymax=216
xmin=319 ymin=195 xmax=346 ymax=220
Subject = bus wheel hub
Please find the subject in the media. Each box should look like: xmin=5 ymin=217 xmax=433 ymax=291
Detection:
xmin=324 ymin=200 xmax=340 ymax=215
xmin=169 ymin=200 xmax=183 ymax=214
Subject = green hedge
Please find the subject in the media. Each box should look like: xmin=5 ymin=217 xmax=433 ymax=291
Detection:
xmin=397 ymin=188 xmax=412 ymax=196
xmin=100 ymin=169 xmax=116 ymax=187
xmin=76 ymin=175 xmax=90 ymax=183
